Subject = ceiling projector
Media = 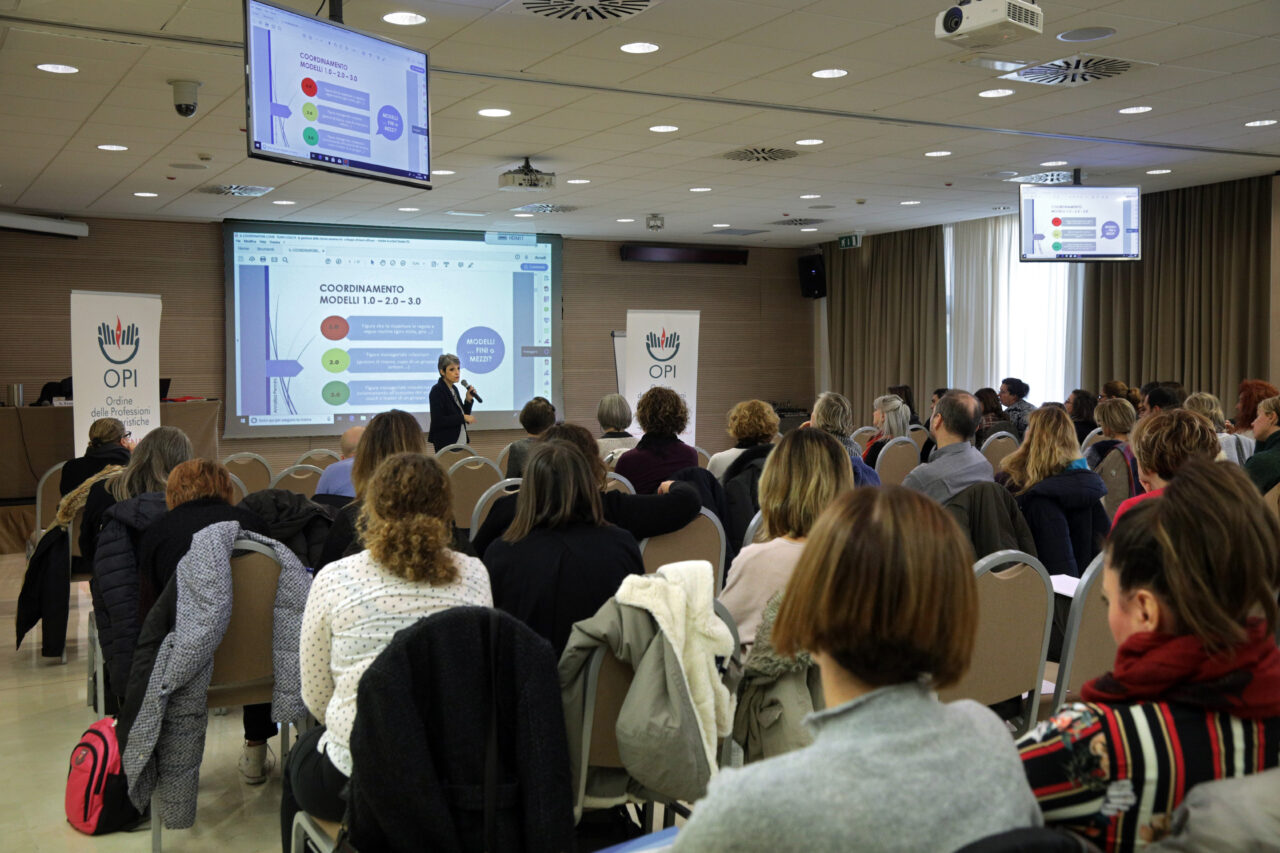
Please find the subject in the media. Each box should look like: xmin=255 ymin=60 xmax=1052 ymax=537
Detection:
xmin=936 ymin=0 xmax=1043 ymax=49
xmin=498 ymin=157 xmax=556 ymax=191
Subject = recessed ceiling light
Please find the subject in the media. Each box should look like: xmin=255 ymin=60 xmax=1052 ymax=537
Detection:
xmin=1057 ymin=26 xmax=1116 ymax=42
xmin=1245 ymin=119 xmax=1277 ymax=127
xmin=800 ymin=228 xmax=818 ymax=232
xmin=689 ymin=187 xmax=711 ymax=192
xmin=620 ymin=42 xmax=659 ymax=54
xmin=97 ymin=144 xmax=129 ymax=152
xmin=649 ymin=125 xmax=678 ymax=133
xmin=1146 ymin=169 xmax=1171 ymax=175
xmin=513 ymin=213 xmax=534 ymax=218
xmin=445 ymin=210 xmax=487 ymax=216
xmin=979 ymin=88 xmax=1015 ymax=98
xmin=1118 ymin=106 xmax=1152 ymax=114
xmin=712 ymin=223 xmax=731 ymax=228
xmin=800 ymin=194 xmax=821 ymax=200
xmin=36 ymin=63 xmax=78 ymax=74
xmin=272 ymin=200 xmax=296 ymax=205
xmin=924 ymin=150 xmax=951 ymax=157
xmin=382 ymin=11 xmax=426 ymax=25
xmin=566 ymin=178 xmax=590 ymax=184
xmin=900 ymin=200 xmax=921 ymax=205
xmin=616 ymin=218 xmax=635 ymax=223
xmin=478 ymin=108 xmax=511 ymax=117
xmin=397 ymin=207 xmax=420 ymax=211
xmin=1040 ymin=160 xmax=1068 ymax=167
xmin=811 ymin=68 xmax=847 ymax=79
xmin=795 ymin=138 xmax=824 ymax=146
xmin=133 ymin=192 xmax=158 ymax=198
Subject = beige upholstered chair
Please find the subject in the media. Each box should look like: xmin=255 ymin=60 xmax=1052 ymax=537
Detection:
xmin=35 ymin=461 xmax=65 ymax=534
xmin=269 ymin=464 xmax=325 ymax=498
xmin=1080 ymin=427 xmax=1104 ymax=452
xmin=434 ymin=443 xmax=475 ymax=466
xmin=1048 ymin=554 xmax=1116 ymax=713
xmin=638 ymin=508 xmax=726 ymax=594
xmin=979 ymin=432 xmax=1018 ymax=473
xmin=851 ymin=426 xmax=878 ymax=448
xmin=447 ymin=455 xmax=502 ymax=531
xmin=873 ymin=436 xmax=918 ymax=487
xmin=908 ymin=424 xmax=929 ymax=450
xmin=695 ymin=446 xmax=711 ymax=469
xmin=604 ymin=472 xmax=635 ymax=494
xmin=295 ymin=448 xmax=341 ymax=469
xmin=1097 ymin=447 xmax=1135 ymax=520
xmin=223 ymin=452 xmax=273 ymax=495
xmin=469 ymin=477 xmax=520 ymax=540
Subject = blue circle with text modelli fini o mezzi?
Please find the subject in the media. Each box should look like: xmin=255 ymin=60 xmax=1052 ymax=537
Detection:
xmin=457 ymin=327 xmax=505 ymax=374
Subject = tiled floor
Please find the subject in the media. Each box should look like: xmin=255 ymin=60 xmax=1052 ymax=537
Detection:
xmin=2 ymin=553 xmax=282 ymax=852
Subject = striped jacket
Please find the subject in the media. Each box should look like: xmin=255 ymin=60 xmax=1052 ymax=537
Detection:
xmin=1017 ymin=700 xmax=1280 ymax=851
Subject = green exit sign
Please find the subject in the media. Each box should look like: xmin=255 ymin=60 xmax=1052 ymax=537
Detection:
xmin=837 ymin=234 xmax=863 ymax=249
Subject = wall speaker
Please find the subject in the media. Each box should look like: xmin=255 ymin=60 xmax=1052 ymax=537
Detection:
xmin=798 ymin=254 xmax=826 ymax=298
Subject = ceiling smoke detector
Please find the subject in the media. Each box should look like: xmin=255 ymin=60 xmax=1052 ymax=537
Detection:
xmin=499 ymin=158 xmax=556 ymax=191
xmin=722 ymin=147 xmax=800 ymax=162
xmin=1001 ymin=54 xmax=1137 ymax=86
xmin=519 ymin=0 xmax=656 ymax=20
xmin=200 ymin=184 xmax=274 ymax=197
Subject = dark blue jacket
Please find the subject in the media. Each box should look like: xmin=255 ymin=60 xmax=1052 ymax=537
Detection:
xmin=427 ymin=377 xmax=472 ymax=451
xmin=1014 ymin=468 xmax=1108 ymax=578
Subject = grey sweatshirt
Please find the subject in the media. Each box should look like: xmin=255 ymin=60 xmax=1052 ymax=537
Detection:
xmin=673 ymin=681 xmax=1042 ymax=852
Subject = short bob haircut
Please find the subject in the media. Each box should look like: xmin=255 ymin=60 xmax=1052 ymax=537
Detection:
xmin=596 ymin=393 xmax=632 ymax=433
xmin=1108 ymin=459 xmax=1279 ymax=651
xmin=165 ymin=458 xmax=234 ymax=509
xmin=1129 ymin=409 xmax=1220 ymax=482
xmin=86 ymin=417 xmax=127 ymax=453
xmin=351 ymin=409 xmax=427 ymax=497
xmin=811 ymin=391 xmax=855 ymax=438
xmin=1183 ymin=392 xmax=1226 ymax=432
xmin=872 ymin=394 xmax=910 ymax=439
xmin=540 ymin=422 xmax=606 ymax=489
xmin=109 ymin=426 xmax=193 ymax=501
xmin=358 ymin=452 xmax=457 ymax=584
xmin=437 ymin=352 xmax=460 ymax=374
xmin=519 ymin=396 xmax=557 ymax=434
xmin=635 ymin=386 xmax=688 ymax=437
xmin=773 ymin=486 xmax=977 ymax=689
xmin=758 ymin=428 xmax=853 ymax=540
xmin=1094 ymin=398 xmax=1137 ymax=437
xmin=504 ymin=440 xmax=605 ymax=542
xmin=727 ymin=399 xmax=779 ymax=445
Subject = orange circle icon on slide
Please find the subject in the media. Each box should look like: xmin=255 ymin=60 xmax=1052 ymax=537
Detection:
xmin=301 ymin=78 xmax=318 ymax=97
xmin=321 ymin=316 xmax=349 ymax=340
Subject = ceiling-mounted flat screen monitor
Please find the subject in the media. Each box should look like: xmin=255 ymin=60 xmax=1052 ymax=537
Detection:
xmin=1018 ymin=184 xmax=1141 ymax=261
xmin=244 ymin=0 xmax=431 ymax=188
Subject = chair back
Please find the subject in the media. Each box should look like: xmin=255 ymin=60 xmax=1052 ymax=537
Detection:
xmin=269 ymin=464 xmax=325 ymax=498
xmin=295 ymin=448 xmax=341 ymax=469
xmin=742 ymin=509 xmax=763 ymax=549
xmin=227 ymin=472 xmax=248 ymax=505
xmin=604 ymin=472 xmax=635 ymax=494
xmin=937 ymin=549 xmax=1053 ymax=736
xmin=447 ymin=455 xmax=502 ymax=529
xmin=1080 ymin=427 xmax=1104 ymax=452
xmin=874 ymin=436 xmax=918 ymax=486
xmin=469 ymin=478 xmax=521 ymax=540
xmin=1265 ymin=482 xmax=1280 ymax=520
xmin=638 ymin=508 xmax=726 ymax=594
xmin=434 ymin=443 xmax=474 ymax=465
xmin=208 ymin=540 xmax=281 ymax=708
xmin=68 ymin=507 xmax=84 ymax=559
xmin=851 ymin=426 xmax=877 ymax=448
xmin=1051 ymin=554 xmax=1116 ymax=712
xmin=36 ymin=461 xmax=66 ymax=533
xmin=980 ymin=432 xmax=1018 ymax=473
xmin=223 ymin=453 xmax=273 ymax=495
xmin=496 ymin=442 xmax=514 ymax=473
xmin=908 ymin=424 xmax=929 ymax=450
xmin=694 ymin=446 xmax=710 ymax=469
xmin=1098 ymin=447 xmax=1134 ymax=520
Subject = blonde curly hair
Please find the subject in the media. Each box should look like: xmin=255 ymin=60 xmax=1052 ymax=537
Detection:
xmin=358 ymin=452 xmax=457 ymax=584
xmin=727 ymin=399 xmax=779 ymax=445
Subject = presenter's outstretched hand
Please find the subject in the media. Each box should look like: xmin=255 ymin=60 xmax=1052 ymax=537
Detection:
xmin=464 ymin=415 xmax=477 ymax=425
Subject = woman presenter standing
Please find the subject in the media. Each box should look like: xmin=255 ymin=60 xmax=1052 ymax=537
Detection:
xmin=427 ymin=352 xmax=478 ymax=452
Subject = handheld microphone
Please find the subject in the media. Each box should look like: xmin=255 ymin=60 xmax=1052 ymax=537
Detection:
xmin=461 ymin=380 xmax=483 ymax=403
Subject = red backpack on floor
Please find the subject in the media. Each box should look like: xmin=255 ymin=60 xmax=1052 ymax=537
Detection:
xmin=66 ymin=717 xmax=141 ymax=835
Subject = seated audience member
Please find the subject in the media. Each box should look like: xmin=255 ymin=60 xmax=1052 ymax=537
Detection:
xmin=1101 ymin=379 xmax=1144 ymax=411
xmin=708 ymin=400 xmax=779 ymax=481
xmin=313 ymin=425 xmax=364 ymax=500
xmin=1141 ymin=385 xmax=1182 ymax=419
xmin=596 ymin=392 xmax=638 ymax=459
xmin=614 ymin=386 xmax=698 ymax=494
xmin=78 ymin=426 xmax=193 ymax=568
xmin=1001 ymin=406 xmax=1107 ymax=577
xmin=484 ymin=440 xmax=643 ymax=655
xmin=805 ymin=391 xmax=879 ymax=486
xmin=1112 ymin=409 xmax=1220 ymax=526
xmin=720 ymin=428 xmax=853 ymax=651
xmin=675 ymin=488 xmax=1042 ymax=852
xmin=861 ymin=394 xmax=910 ymax=469
xmin=1185 ymin=391 xmax=1252 ymax=465
xmin=1018 ymin=460 xmax=1280 ymax=853
xmin=60 ymin=417 xmax=133 ymax=496
xmin=1066 ymin=389 xmax=1099 ymax=445
xmin=915 ymin=388 xmax=951 ymax=463
xmin=1244 ymin=394 xmax=1280 ymax=494
xmin=472 ymin=422 xmax=701 ymax=557
xmin=282 ymin=452 xmax=491 ymax=851
xmin=902 ymin=391 xmax=993 ymax=504
xmin=929 ymin=387 xmax=950 ymax=410
xmin=999 ymin=377 xmax=1035 ymax=440
xmin=1232 ymin=378 xmax=1278 ymax=434
xmin=138 ymin=458 xmax=274 ymax=782
xmin=974 ymin=386 xmax=1017 ymax=446
xmin=1085 ymin=398 xmax=1143 ymax=500
xmin=504 ymin=396 xmax=556 ymax=478
xmin=318 ymin=409 xmax=426 ymax=567
xmin=888 ymin=383 xmax=921 ymax=425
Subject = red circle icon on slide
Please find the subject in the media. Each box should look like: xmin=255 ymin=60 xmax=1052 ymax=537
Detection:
xmin=1052 ymin=217 xmax=1063 ymax=227
xmin=301 ymin=77 xmax=318 ymax=97
xmin=321 ymin=316 xmax=350 ymax=341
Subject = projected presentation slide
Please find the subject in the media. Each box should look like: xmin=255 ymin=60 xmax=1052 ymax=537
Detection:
xmin=246 ymin=0 xmax=430 ymax=185
xmin=1020 ymin=185 xmax=1141 ymax=261
xmin=225 ymin=226 xmax=557 ymax=439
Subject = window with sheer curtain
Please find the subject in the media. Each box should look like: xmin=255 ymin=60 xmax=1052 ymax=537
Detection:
xmin=947 ymin=214 xmax=1084 ymax=405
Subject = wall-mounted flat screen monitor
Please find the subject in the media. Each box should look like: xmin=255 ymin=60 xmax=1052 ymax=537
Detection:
xmin=1018 ymin=184 xmax=1141 ymax=261
xmin=244 ymin=0 xmax=431 ymax=188
xmin=223 ymin=221 xmax=561 ymax=440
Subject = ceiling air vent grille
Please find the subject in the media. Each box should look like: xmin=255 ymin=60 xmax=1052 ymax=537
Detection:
xmin=511 ymin=203 xmax=578 ymax=213
xmin=770 ymin=218 xmax=825 ymax=227
xmin=520 ymin=0 xmax=655 ymax=20
xmin=722 ymin=147 xmax=799 ymax=162
xmin=200 ymin=184 xmax=274 ymax=197
xmin=1001 ymin=55 xmax=1132 ymax=87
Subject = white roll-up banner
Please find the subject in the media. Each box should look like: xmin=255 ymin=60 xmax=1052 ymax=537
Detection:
xmin=71 ymin=291 xmax=163 ymax=453
xmin=624 ymin=309 xmax=700 ymax=445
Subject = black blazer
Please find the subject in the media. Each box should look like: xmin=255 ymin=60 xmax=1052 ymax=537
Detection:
xmin=427 ymin=377 xmax=472 ymax=450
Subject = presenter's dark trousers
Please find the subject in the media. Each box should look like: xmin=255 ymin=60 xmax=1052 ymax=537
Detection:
xmin=280 ymin=724 xmax=348 ymax=853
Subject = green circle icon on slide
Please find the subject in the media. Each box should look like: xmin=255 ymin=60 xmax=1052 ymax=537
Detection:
xmin=303 ymin=127 xmax=319 ymax=146
xmin=322 ymin=381 xmax=350 ymax=406
xmin=322 ymin=348 xmax=350 ymax=373
xmin=302 ymin=102 xmax=318 ymax=121
xmin=1052 ymin=242 xmax=1063 ymax=252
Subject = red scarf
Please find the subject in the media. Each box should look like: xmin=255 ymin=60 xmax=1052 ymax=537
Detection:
xmin=1082 ymin=620 xmax=1280 ymax=719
